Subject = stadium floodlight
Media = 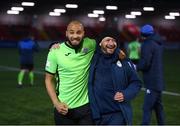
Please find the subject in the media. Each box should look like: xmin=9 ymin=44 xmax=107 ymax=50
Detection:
xmin=49 ymin=12 xmax=61 ymax=16
xmin=131 ymin=11 xmax=142 ymax=16
xmin=125 ymin=14 xmax=136 ymax=19
xmin=88 ymin=13 xmax=99 ymax=18
xmin=143 ymin=7 xmax=154 ymax=11
xmin=11 ymin=7 xmax=24 ymax=11
xmin=99 ymin=17 xmax=106 ymax=21
xmin=7 ymin=10 xmax=19 ymax=14
xmin=65 ymin=4 xmax=78 ymax=8
xmin=169 ymin=12 xmax=180 ymax=16
xmin=93 ymin=10 xmax=104 ymax=14
xmin=106 ymin=6 xmax=118 ymax=10
xmin=21 ymin=2 xmax=35 ymax=6
xmin=54 ymin=9 xmax=66 ymax=13
xmin=165 ymin=15 xmax=175 ymax=20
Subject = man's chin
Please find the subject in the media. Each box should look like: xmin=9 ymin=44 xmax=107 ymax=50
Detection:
xmin=107 ymin=49 xmax=115 ymax=54
xmin=68 ymin=41 xmax=80 ymax=47
xmin=71 ymin=41 xmax=81 ymax=45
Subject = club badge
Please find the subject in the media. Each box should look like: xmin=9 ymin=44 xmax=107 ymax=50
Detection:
xmin=82 ymin=48 xmax=89 ymax=54
xmin=116 ymin=60 xmax=122 ymax=67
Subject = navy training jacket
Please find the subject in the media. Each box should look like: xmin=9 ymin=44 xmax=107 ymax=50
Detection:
xmin=137 ymin=33 xmax=165 ymax=91
xmin=88 ymin=48 xmax=142 ymax=125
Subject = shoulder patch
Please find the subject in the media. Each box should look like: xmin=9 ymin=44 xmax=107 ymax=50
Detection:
xmin=82 ymin=47 xmax=89 ymax=54
xmin=116 ymin=60 xmax=122 ymax=67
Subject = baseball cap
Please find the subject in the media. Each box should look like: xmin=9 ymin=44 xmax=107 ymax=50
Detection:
xmin=140 ymin=24 xmax=154 ymax=36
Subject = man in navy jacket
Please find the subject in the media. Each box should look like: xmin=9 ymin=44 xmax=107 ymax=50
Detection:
xmin=137 ymin=24 xmax=165 ymax=125
xmin=88 ymin=36 xmax=142 ymax=125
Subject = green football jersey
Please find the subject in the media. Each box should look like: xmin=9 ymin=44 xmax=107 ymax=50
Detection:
xmin=45 ymin=37 xmax=96 ymax=109
xmin=128 ymin=41 xmax=141 ymax=59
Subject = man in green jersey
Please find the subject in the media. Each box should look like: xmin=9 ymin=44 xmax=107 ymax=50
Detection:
xmin=127 ymin=39 xmax=141 ymax=69
xmin=45 ymin=20 xmax=96 ymax=124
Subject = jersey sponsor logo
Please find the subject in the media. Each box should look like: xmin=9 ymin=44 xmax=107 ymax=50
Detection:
xmin=65 ymin=53 xmax=71 ymax=56
xmin=116 ymin=60 xmax=122 ymax=67
xmin=82 ymin=48 xmax=89 ymax=54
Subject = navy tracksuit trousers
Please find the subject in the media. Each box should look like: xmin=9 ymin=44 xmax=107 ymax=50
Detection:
xmin=95 ymin=111 xmax=126 ymax=125
xmin=142 ymin=89 xmax=165 ymax=125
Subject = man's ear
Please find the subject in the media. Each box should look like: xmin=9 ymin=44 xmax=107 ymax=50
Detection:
xmin=99 ymin=42 xmax=102 ymax=46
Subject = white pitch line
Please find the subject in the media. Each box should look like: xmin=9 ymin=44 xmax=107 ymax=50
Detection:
xmin=0 ymin=65 xmax=180 ymax=97
xmin=0 ymin=65 xmax=44 ymax=74
xmin=141 ymin=88 xmax=180 ymax=97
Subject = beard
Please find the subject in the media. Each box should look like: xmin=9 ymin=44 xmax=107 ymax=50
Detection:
xmin=67 ymin=38 xmax=83 ymax=49
xmin=106 ymin=44 xmax=116 ymax=49
xmin=101 ymin=44 xmax=117 ymax=54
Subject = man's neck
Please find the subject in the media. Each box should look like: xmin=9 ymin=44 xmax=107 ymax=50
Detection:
xmin=65 ymin=41 xmax=83 ymax=53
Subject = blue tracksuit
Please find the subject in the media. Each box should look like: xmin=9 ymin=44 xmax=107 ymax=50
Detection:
xmin=137 ymin=33 xmax=165 ymax=125
xmin=18 ymin=38 xmax=39 ymax=65
xmin=88 ymin=48 xmax=142 ymax=125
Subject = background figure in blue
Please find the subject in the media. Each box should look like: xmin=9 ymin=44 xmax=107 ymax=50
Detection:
xmin=88 ymin=36 xmax=142 ymax=125
xmin=17 ymin=34 xmax=39 ymax=87
xmin=137 ymin=24 xmax=165 ymax=125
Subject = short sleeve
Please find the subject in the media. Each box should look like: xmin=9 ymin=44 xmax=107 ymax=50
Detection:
xmin=45 ymin=50 xmax=57 ymax=74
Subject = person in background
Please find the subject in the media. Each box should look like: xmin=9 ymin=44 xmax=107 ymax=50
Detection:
xmin=127 ymin=38 xmax=141 ymax=69
xmin=88 ymin=36 xmax=142 ymax=125
xmin=137 ymin=24 xmax=165 ymax=125
xmin=121 ymin=23 xmax=141 ymax=70
xmin=17 ymin=34 xmax=39 ymax=87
